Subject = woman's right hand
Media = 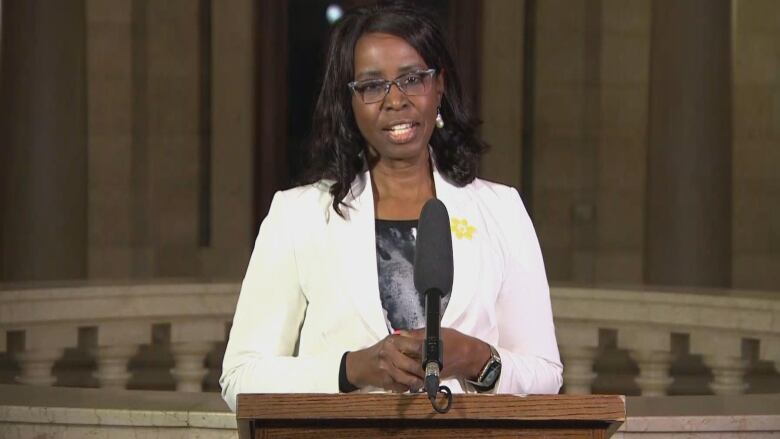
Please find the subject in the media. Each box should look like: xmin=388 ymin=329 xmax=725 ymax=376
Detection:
xmin=346 ymin=333 xmax=424 ymax=392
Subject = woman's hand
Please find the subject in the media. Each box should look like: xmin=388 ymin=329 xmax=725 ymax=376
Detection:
xmin=346 ymin=334 xmax=424 ymax=392
xmin=406 ymin=328 xmax=491 ymax=381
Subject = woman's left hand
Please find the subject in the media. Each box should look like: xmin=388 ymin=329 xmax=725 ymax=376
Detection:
xmin=404 ymin=327 xmax=491 ymax=381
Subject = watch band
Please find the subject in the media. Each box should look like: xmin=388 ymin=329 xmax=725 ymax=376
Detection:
xmin=466 ymin=344 xmax=501 ymax=391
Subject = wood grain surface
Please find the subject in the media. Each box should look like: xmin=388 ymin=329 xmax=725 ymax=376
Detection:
xmin=237 ymin=394 xmax=625 ymax=422
xmin=256 ymin=427 xmax=601 ymax=438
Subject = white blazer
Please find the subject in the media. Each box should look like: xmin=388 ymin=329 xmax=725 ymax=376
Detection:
xmin=220 ymin=165 xmax=562 ymax=411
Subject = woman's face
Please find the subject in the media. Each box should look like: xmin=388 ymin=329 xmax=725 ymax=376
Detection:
xmin=351 ymin=32 xmax=444 ymax=164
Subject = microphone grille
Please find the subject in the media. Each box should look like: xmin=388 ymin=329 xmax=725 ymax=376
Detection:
xmin=414 ymin=198 xmax=454 ymax=296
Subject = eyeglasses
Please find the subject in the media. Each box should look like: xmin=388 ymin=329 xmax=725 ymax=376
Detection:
xmin=348 ymin=68 xmax=437 ymax=104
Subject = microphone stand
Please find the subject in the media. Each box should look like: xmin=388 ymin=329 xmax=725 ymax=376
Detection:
xmin=423 ymin=289 xmax=452 ymax=413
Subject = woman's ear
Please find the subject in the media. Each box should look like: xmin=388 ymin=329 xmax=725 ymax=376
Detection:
xmin=436 ymin=69 xmax=446 ymax=99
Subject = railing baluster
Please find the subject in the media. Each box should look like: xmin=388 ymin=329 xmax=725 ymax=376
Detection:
xmin=94 ymin=321 xmax=151 ymax=389
xmin=171 ymin=320 xmax=225 ymax=392
xmin=16 ymin=326 xmax=77 ymax=386
xmin=691 ymin=331 xmax=748 ymax=395
xmin=619 ymin=328 xmax=673 ymax=396
xmin=558 ymin=323 xmax=599 ymax=394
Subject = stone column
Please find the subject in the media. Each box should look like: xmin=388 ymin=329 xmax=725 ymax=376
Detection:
xmin=84 ymin=0 xmax=137 ymax=278
xmin=201 ymin=0 xmax=254 ymax=278
xmin=480 ymin=0 xmax=524 ymax=189
xmin=644 ymin=0 xmax=732 ymax=287
xmin=0 ymin=0 xmax=88 ymax=281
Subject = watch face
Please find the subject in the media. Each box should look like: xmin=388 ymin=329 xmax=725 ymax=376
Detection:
xmin=482 ymin=361 xmax=501 ymax=387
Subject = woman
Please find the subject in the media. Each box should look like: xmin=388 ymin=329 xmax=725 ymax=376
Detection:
xmin=220 ymin=2 xmax=562 ymax=411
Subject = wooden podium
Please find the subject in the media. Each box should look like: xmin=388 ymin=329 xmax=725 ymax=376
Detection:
xmin=237 ymin=393 xmax=625 ymax=438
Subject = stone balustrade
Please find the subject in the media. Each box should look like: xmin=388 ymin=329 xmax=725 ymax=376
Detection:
xmin=0 ymin=282 xmax=237 ymax=392
xmin=554 ymin=286 xmax=780 ymax=396
xmin=1 ymin=282 xmax=779 ymax=395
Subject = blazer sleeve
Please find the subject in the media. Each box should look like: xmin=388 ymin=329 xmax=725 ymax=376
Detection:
xmin=491 ymin=187 xmax=563 ymax=394
xmin=220 ymin=190 xmax=343 ymax=411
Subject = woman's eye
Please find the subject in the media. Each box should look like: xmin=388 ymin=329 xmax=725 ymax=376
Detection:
xmin=360 ymin=82 xmax=384 ymax=93
xmin=403 ymin=75 xmax=422 ymax=85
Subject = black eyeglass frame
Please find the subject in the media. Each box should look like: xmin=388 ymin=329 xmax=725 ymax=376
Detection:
xmin=348 ymin=68 xmax=437 ymax=104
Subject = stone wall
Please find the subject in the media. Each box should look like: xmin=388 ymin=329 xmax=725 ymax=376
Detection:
xmin=85 ymin=0 xmax=254 ymax=280
xmin=527 ymin=0 xmax=651 ymax=284
xmin=732 ymin=0 xmax=780 ymax=290
xmin=478 ymin=0 xmax=779 ymax=290
xmin=1 ymin=0 xmax=255 ymax=282
xmin=2 ymin=1 xmax=778 ymax=289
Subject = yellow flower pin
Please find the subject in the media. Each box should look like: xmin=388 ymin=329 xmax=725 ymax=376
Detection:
xmin=451 ymin=217 xmax=476 ymax=240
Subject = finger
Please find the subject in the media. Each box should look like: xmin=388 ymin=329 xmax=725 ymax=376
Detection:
xmin=385 ymin=362 xmax=424 ymax=390
xmin=391 ymin=347 xmax=425 ymax=379
xmin=381 ymin=376 xmax=411 ymax=393
xmin=379 ymin=337 xmax=419 ymax=373
xmin=377 ymin=351 xmax=423 ymax=391
xmin=391 ymin=335 xmax=423 ymax=358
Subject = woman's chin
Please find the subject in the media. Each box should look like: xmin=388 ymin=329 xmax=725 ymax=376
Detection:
xmin=376 ymin=144 xmax=429 ymax=164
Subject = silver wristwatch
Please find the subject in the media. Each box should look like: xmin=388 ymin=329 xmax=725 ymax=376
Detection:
xmin=466 ymin=344 xmax=501 ymax=391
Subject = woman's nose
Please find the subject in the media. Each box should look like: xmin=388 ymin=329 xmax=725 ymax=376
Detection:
xmin=383 ymin=82 xmax=409 ymax=109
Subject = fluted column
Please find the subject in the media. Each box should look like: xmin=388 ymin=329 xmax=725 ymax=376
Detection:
xmin=630 ymin=350 xmax=673 ymax=396
xmin=703 ymin=355 xmax=748 ymax=395
xmin=0 ymin=0 xmax=88 ymax=281
xmin=644 ymin=0 xmax=732 ymax=287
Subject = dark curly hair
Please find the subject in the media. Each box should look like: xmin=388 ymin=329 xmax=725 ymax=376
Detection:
xmin=302 ymin=1 xmax=487 ymax=217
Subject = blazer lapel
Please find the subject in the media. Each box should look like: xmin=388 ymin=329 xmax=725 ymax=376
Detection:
xmin=432 ymin=168 xmax=482 ymax=329
xmin=328 ymin=171 xmax=388 ymax=342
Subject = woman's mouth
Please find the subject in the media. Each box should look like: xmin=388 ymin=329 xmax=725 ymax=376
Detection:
xmin=383 ymin=122 xmax=419 ymax=144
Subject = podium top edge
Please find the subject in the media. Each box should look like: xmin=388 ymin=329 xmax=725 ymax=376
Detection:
xmin=236 ymin=393 xmax=626 ymax=422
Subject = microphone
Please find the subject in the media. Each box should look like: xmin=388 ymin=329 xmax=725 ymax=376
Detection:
xmin=414 ymin=198 xmax=453 ymax=407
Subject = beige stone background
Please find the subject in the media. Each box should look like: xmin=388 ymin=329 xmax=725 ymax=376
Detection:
xmin=483 ymin=0 xmax=779 ymax=291
xmin=0 ymin=0 xmax=778 ymax=292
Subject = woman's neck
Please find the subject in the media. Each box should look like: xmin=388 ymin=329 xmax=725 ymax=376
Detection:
xmin=370 ymin=154 xmax=435 ymax=220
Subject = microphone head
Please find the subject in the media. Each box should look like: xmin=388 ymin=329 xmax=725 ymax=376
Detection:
xmin=414 ymin=198 xmax=454 ymax=297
